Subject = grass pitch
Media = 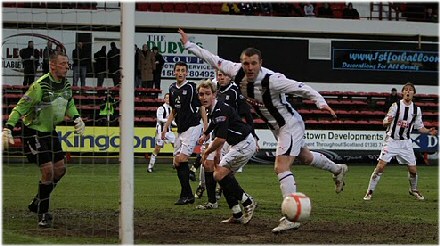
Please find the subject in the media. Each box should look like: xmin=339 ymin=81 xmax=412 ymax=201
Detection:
xmin=2 ymin=161 xmax=438 ymax=244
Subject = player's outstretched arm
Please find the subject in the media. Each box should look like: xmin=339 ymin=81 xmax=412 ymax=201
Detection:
xmin=178 ymin=28 xmax=189 ymax=45
xmin=178 ymin=28 xmax=241 ymax=78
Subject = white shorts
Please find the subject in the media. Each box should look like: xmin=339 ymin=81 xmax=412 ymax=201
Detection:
xmin=174 ymin=123 xmax=203 ymax=157
xmin=378 ymin=137 xmax=416 ymax=166
xmin=220 ymin=141 xmax=231 ymax=159
xmin=155 ymin=131 xmax=176 ymax=147
xmin=274 ymin=114 xmax=306 ymax=157
xmin=219 ymin=134 xmax=256 ymax=172
xmin=201 ymin=141 xmax=215 ymax=161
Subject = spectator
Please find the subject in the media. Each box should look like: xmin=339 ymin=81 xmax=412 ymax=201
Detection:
xmin=55 ymin=44 xmax=65 ymax=56
xmin=303 ymin=3 xmax=315 ymax=17
xmin=425 ymin=7 xmax=438 ymax=22
xmin=384 ymin=88 xmax=399 ymax=111
xmin=94 ymin=45 xmax=107 ymax=87
xmin=318 ymin=3 xmax=334 ymax=18
xmin=273 ymin=3 xmax=293 ymax=17
xmin=97 ymin=90 xmax=118 ymax=126
xmin=239 ymin=2 xmax=255 ymax=15
xmin=343 ymin=2 xmax=360 ymax=19
xmin=221 ymin=3 xmax=230 ymax=14
xmin=20 ymin=40 xmax=40 ymax=86
xmin=152 ymin=46 xmax=165 ymax=91
xmin=107 ymin=42 xmax=121 ymax=87
xmin=134 ymin=44 xmax=141 ymax=89
xmin=222 ymin=3 xmax=241 ymax=15
xmin=259 ymin=3 xmax=273 ymax=15
xmin=72 ymin=42 xmax=89 ymax=86
xmin=138 ymin=44 xmax=156 ymax=89
xmin=42 ymin=41 xmax=54 ymax=74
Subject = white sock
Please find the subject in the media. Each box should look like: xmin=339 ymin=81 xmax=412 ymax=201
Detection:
xmin=199 ymin=165 xmax=205 ymax=187
xmin=277 ymin=171 xmax=296 ymax=198
xmin=367 ymin=171 xmax=382 ymax=191
xmin=408 ymin=172 xmax=418 ymax=190
xmin=310 ymin=151 xmax=340 ymax=174
xmin=148 ymin=154 xmax=156 ymax=169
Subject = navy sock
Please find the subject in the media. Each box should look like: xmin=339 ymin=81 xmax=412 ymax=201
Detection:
xmin=204 ymin=172 xmax=217 ymax=203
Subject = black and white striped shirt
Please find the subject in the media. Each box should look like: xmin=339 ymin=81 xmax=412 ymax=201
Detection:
xmin=156 ymin=103 xmax=172 ymax=133
xmin=385 ymin=100 xmax=424 ymax=140
xmin=185 ymin=41 xmax=327 ymax=131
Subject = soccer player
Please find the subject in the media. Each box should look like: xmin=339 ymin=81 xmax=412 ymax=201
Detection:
xmin=161 ymin=61 xmax=208 ymax=205
xmin=147 ymin=93 xmax=176 ymax=173
xmin=179 ymin=28 xmax=348 ymax=233
xmin=363 ymin=82 xmax=437 ymax=201
xmin=195 ymin=70 xmax=259 ymax=207
xmin=2 ymin=53 xmax=85 ymax=228
xmin=197 ymin=79 xmax=256 ymax=224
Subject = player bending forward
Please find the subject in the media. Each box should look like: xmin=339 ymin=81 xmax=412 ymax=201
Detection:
xmin=198 ymin=79 xmax=256 ymax=224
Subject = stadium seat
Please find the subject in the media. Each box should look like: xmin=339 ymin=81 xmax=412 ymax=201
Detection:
xmin=199 ymin=3 xmax=212 ymax=14
xmin=162 ymin=3 xmax=174 ymax=12
xmin=210 ymin=3 xmax=222 ymax=14
xmin=369 ymin=120 xmax=383 ymax=125
xmin=149 ymin=3 xmax=162 ymax=12
xmin=187 ymin=3 xmax=199 ymax=13
xmin=174 ymin=3 xmax=187 ymax=13
xmin=136 ymin=3 xmax=150 ymax=11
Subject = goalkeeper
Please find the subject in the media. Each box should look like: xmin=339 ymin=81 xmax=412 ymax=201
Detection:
xmin=2 ymin=53 xmax=85 ymax=228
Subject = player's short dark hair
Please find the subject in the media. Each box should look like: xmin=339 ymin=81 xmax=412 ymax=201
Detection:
xmin=49 ymin=52 xmax=67 ymax=62
xmin=152 ymin=46 xmax=159 ymax=51
xmin=174 ymin=61 xmax=188 ymax=71
xmin=240 ymin=48 xmax=262 ymax=60
xmin=402 ymin=82 xmax=416 ymax=94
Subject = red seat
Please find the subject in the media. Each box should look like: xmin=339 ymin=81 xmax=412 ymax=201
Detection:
xmin=210 ymin=3 xmax=222 ymax=14
xmin=369 ymin=120 xmax=383 ymax=125
xmin=305 ymin=119 xmax=319 ymax=124
xmin=136 ymin=3 xmax=149 ymax=11
xmin=161 ymin=3 xmax=174 ymax=12
xmin=425 ymin=122 xmax=439 ymax=128
xmin=199 ymin=3 xmax=211 ymax=14
xmin=149 ymin=3 xmax=162 ymax=12
xmin=187 ymin=3 xmax=199 ymax=13
xmin=174 ymin=3 xmax=187 ymax=12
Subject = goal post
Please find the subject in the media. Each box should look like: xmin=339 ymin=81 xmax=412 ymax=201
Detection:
xmin=119 ymin=2 xmax=135 ymax=244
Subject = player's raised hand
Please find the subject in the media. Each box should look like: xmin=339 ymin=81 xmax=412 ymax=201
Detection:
xmin=321 ymin=105 xmax=337 ymax=118
xmin=178 ymin=28 xmax=188 ymax=45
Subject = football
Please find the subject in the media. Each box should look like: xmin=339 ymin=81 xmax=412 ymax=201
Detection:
xmin=281 ymin=192 xmax=311 ymax=222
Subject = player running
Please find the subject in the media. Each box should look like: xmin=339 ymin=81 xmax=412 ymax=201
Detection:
xmin=179 ymin=28 xmax=348 ymax=233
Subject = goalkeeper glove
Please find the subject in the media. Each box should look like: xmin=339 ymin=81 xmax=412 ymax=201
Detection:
xmin=74 ymin=117 xmax=85 ymax=135
xmin=2 ymin=128 xmax=14 ymax=150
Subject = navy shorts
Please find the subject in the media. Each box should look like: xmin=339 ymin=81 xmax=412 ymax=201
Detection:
xmin=23 ymin=127 xmax=65 ymax=166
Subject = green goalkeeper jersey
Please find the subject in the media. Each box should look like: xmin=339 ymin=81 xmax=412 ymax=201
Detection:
xmin=6 ymin=73 xmax=79 ymax=132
